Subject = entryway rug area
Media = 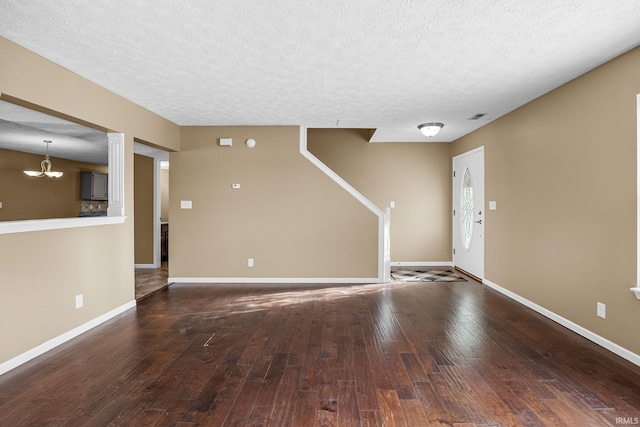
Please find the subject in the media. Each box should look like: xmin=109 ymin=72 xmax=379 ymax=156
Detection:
xmin=391 ymin=269 xmax=467 ymax=282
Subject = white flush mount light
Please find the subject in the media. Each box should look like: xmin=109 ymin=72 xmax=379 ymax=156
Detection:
xmin=418 ymin=122 xmax=444 ymax=137
xmin=23 ymin=140 xmax=64 ymax=178
xmin=246 ymin=138 xmax=256 ymax=148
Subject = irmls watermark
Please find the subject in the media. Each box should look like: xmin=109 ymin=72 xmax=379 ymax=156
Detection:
xmin=616 ymin=417 xmax=640 ymax=425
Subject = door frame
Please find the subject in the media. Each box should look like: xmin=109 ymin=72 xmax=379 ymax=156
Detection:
xmin=134 ymin=143 xmax=169 ymax=269
xmin=452 ymin=146 xmax=485 ymax=280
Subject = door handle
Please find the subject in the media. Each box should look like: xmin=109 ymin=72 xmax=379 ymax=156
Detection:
xmin=474 ymin=219 xmax=482 ymax=224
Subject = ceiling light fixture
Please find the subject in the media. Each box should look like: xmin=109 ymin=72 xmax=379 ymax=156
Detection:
xmin=23 ymin=140 xmax=64 ymax=179
xmin=418 ymin=122 xmax=444 ymax=137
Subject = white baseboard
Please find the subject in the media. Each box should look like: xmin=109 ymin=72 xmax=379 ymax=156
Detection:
xmin=135 ymin=263 xmax=158 ymax=269
xmin=391 ymin=262 xmax=453 ymax=267
xmin=483 ymin=278 xmax=640 ymax=368
xmin=168 ymin=277 xmax=382 ymax=284
xmin=0 ymin=300 xmax=136 ymax=377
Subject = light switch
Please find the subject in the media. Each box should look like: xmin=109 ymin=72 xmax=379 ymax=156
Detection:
xmin=0 ymin=201 xmax=3 ymax=208
xmin=181 ymin=200 xmax=193 ymax=209
xmin=489 ymin=201 xmax=497 ymax=210
xmin=390 ymin=201 xmax=395 ymax=208
xmin=232 ymin=183 xmax=241 ymax=189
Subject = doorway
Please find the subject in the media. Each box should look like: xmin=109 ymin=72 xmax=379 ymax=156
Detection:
xmin=453 ymin=147 xmax=485 ymax=280
xmin=134 ymin=143 xmax=170 ymax=299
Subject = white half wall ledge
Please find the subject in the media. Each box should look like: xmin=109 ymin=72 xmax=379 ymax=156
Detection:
xmin=483 ymin=278 xmax=640 ymax=368
xmin=168 ymin=277 xmax=383 ymax=285
xmin=0 ymin=216 xmax=126 ymax=235
xmin=630 ymin=287 xmax=640 ymax=299
xmin=0 ymin=300 xmax=136 ymax=377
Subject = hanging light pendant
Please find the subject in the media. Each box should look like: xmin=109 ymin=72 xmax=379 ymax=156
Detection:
xmin=23 ymin=140 xmax=64 ymax=179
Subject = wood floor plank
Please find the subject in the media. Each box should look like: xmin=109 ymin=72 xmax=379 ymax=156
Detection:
xmin=321 ymin=311 xmax=338 ymax=359
xmin=412 ymin=381 xmax=455 ymax=427
xmin=425 ymin=373 xmax=472 ymax=424
xmin=245 ymin=352 xmax=289 ymax=426
xmin=400 ymin=399 xmax=432 ymax=427
xmin=381 ymin=346 xmax=417 ymax=399
xmin=316 ymin=399 xmax=338 ymax=427
xmin=1 ymin=278 xmax=640 ymax=425
xmin=317 ymin=358 xmax=339 ymax=401
xmin=439 ymin=365 xmax=513 ymax=425
xmin=365 ymin=345 xmax=394 ymax=390
xmin=336 ymin=380 xmax=360 ymax=427
xmin=352 ymin=350 xmax=380 ymax=411
xmin=399 ymin=352 xmax=428 ymax=382
xmin=542 ymin=390 xmax=612 ymax=426
xmin=299 ymin=319 xmax=323 ymax=391
xmin=336 ymin=335 xmax=355 ymax=382
xmin=197 ymin=399 xmax=236 ymax=427
xmin=376 ymin=389 xmax=408 ymax=427
xmin=359 ymin=410 xmax=386 ymax=426
xmin=288 ymin=309 xmax=314 ymax=367
xmin=270 ymin=366 xmax=301 ymax=427
xmin=292 ymin=390 xmax=319 ymax=427
xmin=218 ymin=380 xmax=262 ymax=427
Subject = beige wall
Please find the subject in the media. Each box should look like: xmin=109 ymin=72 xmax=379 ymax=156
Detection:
xmin=171 ymin=126 xmax=378 ymax=279
xmin=307 ymin=128 xmax=452 ymax=263
xmin=0 ymin=148 xmax=108 ymax=221
xmin=0 ymin=36 xmax=179 ymax=365
xmin=452 ymin=46 xmax=640 ymax=354
xmin=134 ymin=154 xmax=155 ymax=264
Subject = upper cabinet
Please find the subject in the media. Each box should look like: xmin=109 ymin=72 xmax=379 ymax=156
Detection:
xmin=81 ymin=171 xmax=108 ymax=201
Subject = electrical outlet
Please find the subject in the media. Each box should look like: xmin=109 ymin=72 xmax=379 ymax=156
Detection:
xmin=248 ymin=258 xmax=254 ymax=267
xmin=597 ymin=302 xmax=606 ymax=319
xmin=75 ymin=294 xmax=83 ymax=309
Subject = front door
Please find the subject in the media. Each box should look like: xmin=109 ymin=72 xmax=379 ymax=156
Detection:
xmin=453 ymin=147 xmax=485 ymax=279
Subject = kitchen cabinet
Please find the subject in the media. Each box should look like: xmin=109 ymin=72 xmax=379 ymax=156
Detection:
xmin=81 ymin=172 xmax=108 ymax=201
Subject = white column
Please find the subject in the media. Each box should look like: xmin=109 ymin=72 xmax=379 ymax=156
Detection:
xmin=107 ymin=133 xmax=125 ymax=217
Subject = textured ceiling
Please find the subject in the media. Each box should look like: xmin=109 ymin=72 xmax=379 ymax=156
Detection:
xmin=1 ymin=1 xmax=640 ymax=142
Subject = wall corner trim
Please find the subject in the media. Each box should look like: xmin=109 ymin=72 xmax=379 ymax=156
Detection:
xmin=483 ymin=278 xmax=640 ymax=368
xmin=298 ymin=126 xmax=390 ymax=282
xmin=0 ymin=300 xmax=136 ymax=377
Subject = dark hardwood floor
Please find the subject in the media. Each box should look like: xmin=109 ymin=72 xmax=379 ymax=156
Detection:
xmin=1 ymin=274 xmax=640 ymax=426
xmin=135 ymin=262 xmax=169 ymax=300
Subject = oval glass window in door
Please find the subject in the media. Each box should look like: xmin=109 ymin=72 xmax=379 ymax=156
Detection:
xmin=461 ymin=167 xmax=474 ymax=250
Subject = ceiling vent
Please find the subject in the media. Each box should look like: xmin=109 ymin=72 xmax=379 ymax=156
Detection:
xmin=468 ymin=113 xmax=486 ymax=120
